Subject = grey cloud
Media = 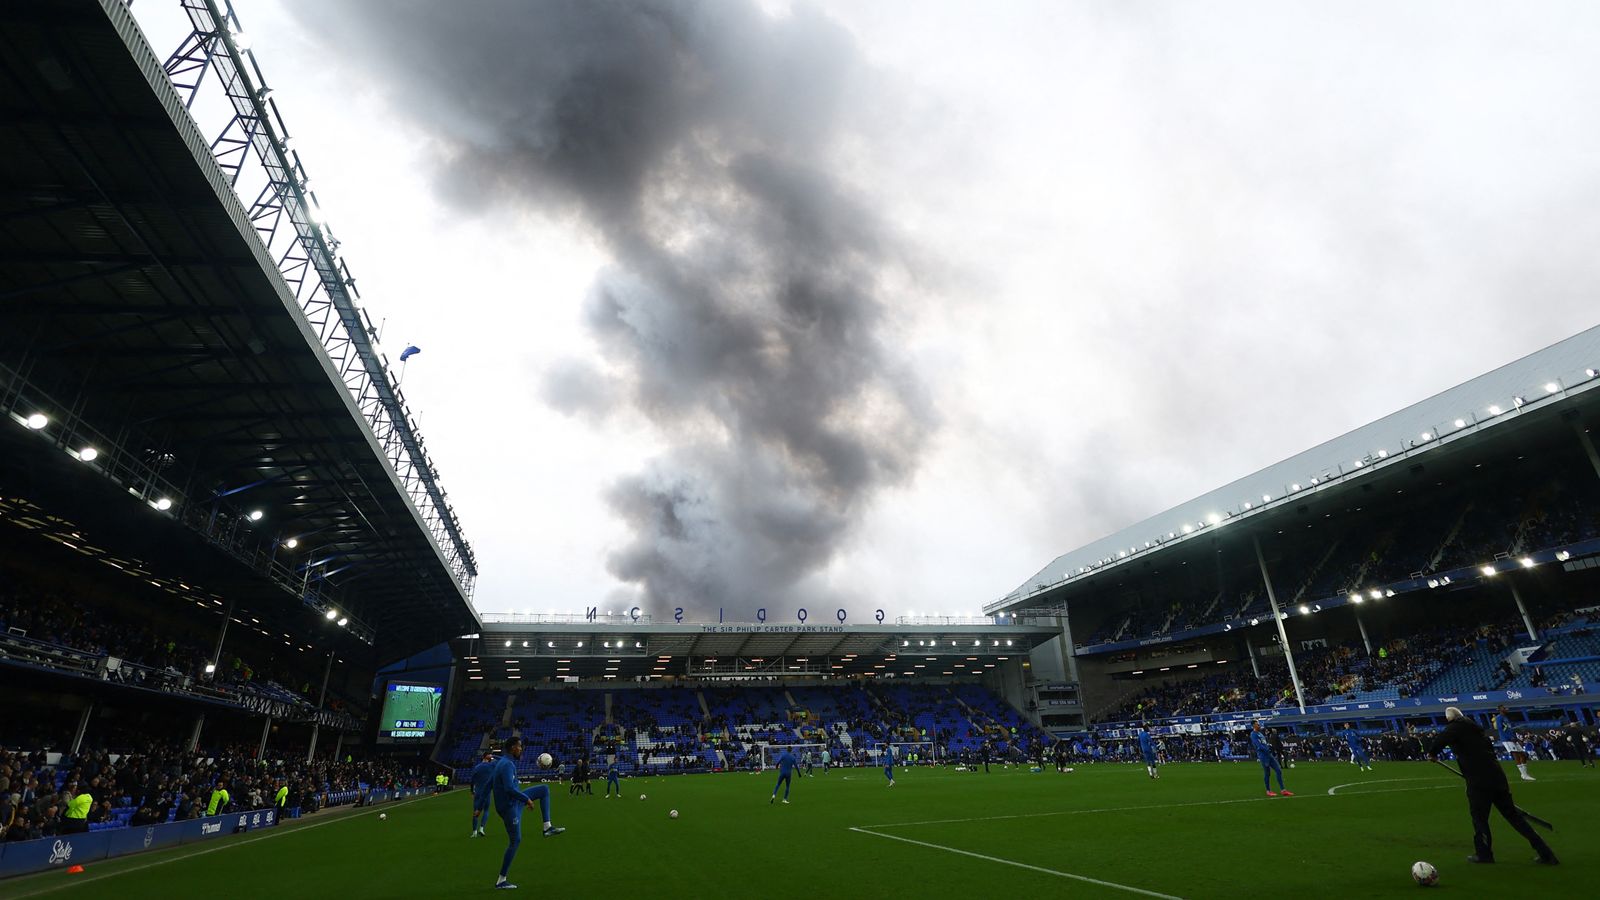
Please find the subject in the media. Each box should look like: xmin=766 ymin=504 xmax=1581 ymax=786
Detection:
xmin=293 ymin=0 xmax=937 ymax=616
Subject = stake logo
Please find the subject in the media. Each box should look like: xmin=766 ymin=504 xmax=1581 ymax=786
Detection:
xmin=47 ymin=840 xmax=73 ymax=865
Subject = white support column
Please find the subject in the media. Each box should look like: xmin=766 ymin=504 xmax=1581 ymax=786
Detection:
xmin=1245 ymin=638 xmax=1260 ymax=678
xmin=256 ymin=717 xmax=272 ymax=760
xmin=189 ymin=713 xmax=205 ymax=754
xmin=1510 ymin=583 xmax=1539 ymax=642
xmin=1254 ymin=535 xmax=1306 ymax=713
xmin=1355 ymin=609 xmax=1373 ymax=656
xmin=306 ymin=649 xmax=336 ymax=763
xmin=70 ymin=702 xmax=94 ymax=755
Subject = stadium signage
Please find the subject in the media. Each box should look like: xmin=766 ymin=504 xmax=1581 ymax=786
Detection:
xmin=698 ymin=625 xmax=847 ymax=634
xmin=0 ymin=807 xmax=279 ymax=877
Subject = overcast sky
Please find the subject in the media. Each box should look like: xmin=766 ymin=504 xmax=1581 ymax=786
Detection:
xmin=131 ymin=1 xmax=1600 ymax=622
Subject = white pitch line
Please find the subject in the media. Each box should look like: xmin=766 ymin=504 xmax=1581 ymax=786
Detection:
xmin=1326 ymin=777 xmax=1432 ymax=796
xmin=6 ymin=791 xmax=447 ymax=898
xmin=849 ymin=827 xmax=1184 ymax=899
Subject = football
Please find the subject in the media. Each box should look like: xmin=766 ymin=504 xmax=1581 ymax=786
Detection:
xmin=538 ymin=752 xmax=554 ymax=768
xmin=669 ymin=809 xmax=679 ymax=819
xmin=379 ymin=813 xmax=387 ymax=821
xmin=1411 ymin=861 xmax=1438 ymax=887
xmin=639 ymin=793 xmax=647 ymax=801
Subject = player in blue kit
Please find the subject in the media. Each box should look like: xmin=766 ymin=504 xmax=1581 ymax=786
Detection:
xmin=490 ymin=737 xmax=565 ymax=890
xmin=469 ymin=751 xmax=495 ymax=836
xmin=603 ymin=757 xmax=621 ymax=798
xmin=1250 ymin=722 xmax=1293 ymax=797
xmin=883 ymin=743 xmax=897 ymax=786
xmin=1493 ymin=705 xmax=1535 ymax=781
xmin=1137 ymin=728 xmax=1160 ymax=780
xmin=770 ymin=748 xmax=799 ymax=804
xmin=1342 ymin=724 xmax=1373 ymax=772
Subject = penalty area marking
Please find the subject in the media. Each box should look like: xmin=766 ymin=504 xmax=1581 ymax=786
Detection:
xmin=6 ymin=790 xmax=450 ymax=899
xmin=849 ymin=827 xmax=1184 ymax=899
xmin=1326 ymin=777 xmax=1434 ymax=796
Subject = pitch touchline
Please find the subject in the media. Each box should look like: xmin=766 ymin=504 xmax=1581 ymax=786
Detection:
xmin=6 ymin=791 xmax=449 ymax=898
xmin=848 ymin=827 xmax=1186 ymax=900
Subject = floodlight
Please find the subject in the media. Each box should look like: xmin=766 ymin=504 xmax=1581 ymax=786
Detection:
xmin=1544 ymin=382 xmax=1559 ymax=394
xmin=1557 ymin=550 xmax=1572 ymax=561
xmin=1182 ymin=524 xmax=1193 ymax=534
xmin=1520 ymin=557 xmax=1535 ymax=568
xmin=1488 ymin=405 xmax=1502 ymax=415
xmin=1369 ymin=590 xmax=1381 ymax=599
xmin=1454 ymin=419 xmax=1466 ymax=428
xmin=1249 ymin=618 xmax=1259 ymax=626
xmin=1349 ymin=593 xmax=1361 ymax=603
xmin=78 ymin=447 xmax=99 ymax=462
xmin=1383 ymin=589 xmax=1395 ymax=598
xmin=232 ymin=31 xmax=252 ymax=50
xmin=504 ymin=640 xmax=512 ymax=647
xmin=1588 ymin=368 xmax=1598 ymax=378
xmin=205 ymin=663 xmax=216 ymax=674
xmin=1224 ymin=624 xmax=1232 ymax=631
xmin=248 ymin=510 xmax=263 ymax=521
xmin=154 ymin=498 xmax=173 ymax=511
xmin=1427 ymin=579 xmax=1439 ymax=589
xmin=547 ymin=641 xmax=555 ymax=648
xmin=24 ymin=413 xmax=47 ymax=430
xmin=325 ymin=609 xmax=338 ymax=620
xmin=1006 ymin=640 xmax=1012 ymax=646
xmin=337 ymin=617 xmax=348 ymax=627
xmin=1291 ymin=483 xmax=1301 ymax=491
xmin=1481 ymin=565 xmax=1497 ymax=576
xmin=1262 ymin=494 xmax=1272 ymax=503
xmin=577 ymin=641 xmax=583 ymax=648
xmin=284 ymin=537 xmax=299 ymax=549
xmin=1298 ymin=604 xmax=1310 ymax=615
xmin=1207 ymin=513 xmax=1221 ymax=525
xmin=1419 ymin=432 xmax=1431 ymax=441
xmin=522 ymin=641 xmax=530 ymax=648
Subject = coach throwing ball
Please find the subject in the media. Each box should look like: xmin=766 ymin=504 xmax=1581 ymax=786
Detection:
xmin=1428 ymin=707 xmax=1558 ymax=866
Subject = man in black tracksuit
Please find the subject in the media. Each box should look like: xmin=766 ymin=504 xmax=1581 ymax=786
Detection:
xmin=1428 ymin=707 xmax=1558 ymax=866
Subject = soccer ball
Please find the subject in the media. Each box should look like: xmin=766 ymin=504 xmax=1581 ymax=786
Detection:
xmin=538 ymin=752 xmax=554 ymax=768
xmin=379 ymin=813 xmax=387 ymax=821
xmin=669 ymin=809 xmax=679 ymax=819
xmin=1411 ymin=861 xmax=1438 ymax=886
xmin=639 ymin=794 xmax=647 ymax=801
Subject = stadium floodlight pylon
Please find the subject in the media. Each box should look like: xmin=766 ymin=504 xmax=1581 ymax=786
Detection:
xmin=151 ymin=0 xmax=478 ymax=598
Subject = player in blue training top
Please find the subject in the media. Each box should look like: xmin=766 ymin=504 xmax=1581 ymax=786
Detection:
xmin=1341 ymin=724 xmax=1373 ymax=772
xmin=490 ymin=736 xmax=565 ymax=890
xmin=603 ymin=756 xmax=621 ymax=799
xmin=770 ymin=748 xmax=799 ymax=804
xmin=1493 ymin=705 xmax=1535 ymax=781
xmin=1250 ymin=722 xmax=1293 ymax=797
xmin=1137 ymin=728 xmax=1160 ymax=780
xmin=469 ymin=751 xmax=496 ymax=836
xmin=883 ymin=743 xmax=897 ymax=786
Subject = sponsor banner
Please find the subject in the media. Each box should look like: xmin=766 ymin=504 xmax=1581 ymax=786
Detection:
xmin=107 ymin=822 xmax=182 ymax=859
xmin=0 ymin=832 xmax=112 ymax=878
xmin=1098 ymin=687 xmax=1580 ymax=733
xmin=180 ymin=808 xmax=278 ymax=845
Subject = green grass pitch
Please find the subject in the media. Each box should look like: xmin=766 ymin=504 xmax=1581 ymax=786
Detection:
xmin=7 ymin=761 xmax=1596 ymax=898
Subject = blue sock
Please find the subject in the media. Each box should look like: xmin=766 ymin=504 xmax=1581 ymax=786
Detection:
xmin=500 ymin=818 xmax=521 ymax=877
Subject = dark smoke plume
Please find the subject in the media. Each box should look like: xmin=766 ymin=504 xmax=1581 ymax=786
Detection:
xmin=298 ymin=0 xmax=937 ymax=615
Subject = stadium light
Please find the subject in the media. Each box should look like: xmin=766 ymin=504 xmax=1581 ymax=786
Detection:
xmin=232 ymin=30 xmax=252 ymax=50
xmin=1383 ymin=589 xmax=1395 ymax=598
xmin=504 ymin=640 xmax=512 ymax=647
xmin=1006 ymin=640 xmax=1012 ymax=646
xmin=1248 ymin=618 xmax=1259 ymax=626
xmin=1557 ymin=550 xmax=1572 ymax=561
xmin=1419 ymin=432 xmax=1432 ymax=442
xmin=1207 ymin=513 xmax=1221 ymax=525
xmin=603 ymin=641 xmax=610 ymax=648
xmin=1298 ymin=604 xmax=1310 ymax=615
xmin=24 ymin=413 xmax=47 ymax=430
xmin=1588 ymin=368 xmax=1598 ymax=379
xmin=1312 ymin=604 xmax=1322 ymax=612
xmin=78 ymin=447 xmax=98 ymax=462
xmin=1290 ymin=483 xmax=1301 ymax=491
xmin=1181 ymin=524 xmax=1193 ymax=534
xmin=248 ymin=510 xmax=263 ymax=521
xmin=1224 ymin=624 xmax=1232 ymax=631
xmin=1512 ymin=396 xmax=1525 ymax=407
xmin=1349 ymin=592 xmax=1362 ymax=603
xmin=1544 ymin=382 xmax=1559 ymax=394
xmin=204 ymin=663 xmax=216 ymax=674
xmin=284 ymin=538 xmax=299 ymax=549
xmin=577 ymin=642 xmax=583 ymax=648
xmin=1480 ymin=565 xmax=1497 ymax=577
xmin=1368 ymin=589 xmax=1381 ymax=599
xmin=1488 ymin=405 xmax=1502 ymax=415
xmin=1262 ymin=494 xmax=1271 ymax=503
xmin=1427 ymin=579 xmax=1439 ymax=589
xmin=522 ymin=641 xmax=529 ymax=648
xmin=337 ymin=617 xmax=348 ymax=627
xmin=1520 ymin=557 xmax=1535 ymax=568
xmin=1377 ymin=450 xmax=1388 ymax=458
xmin=325 ymin=609 xmax=338 ymax=620
xmin=547 ymin=641 xmax=554 ymax=648
xmin=154 ymin=498 xmax=173 ymax=511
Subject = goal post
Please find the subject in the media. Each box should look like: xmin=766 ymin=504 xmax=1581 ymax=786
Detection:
xmin=759 ymin=743 xmax=827 ymax=770
xmin=885 ymin=741 xmax=936 ymax=765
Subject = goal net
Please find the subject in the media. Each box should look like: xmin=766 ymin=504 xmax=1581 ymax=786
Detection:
xmin=759 ymin=743 xmax=827 ymax=770
xmin=885 ymin=741 xmax=935 ymax=765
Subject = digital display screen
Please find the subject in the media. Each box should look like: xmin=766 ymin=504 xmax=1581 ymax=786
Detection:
xmin=378 ymin=682 xmax=444 ymax=740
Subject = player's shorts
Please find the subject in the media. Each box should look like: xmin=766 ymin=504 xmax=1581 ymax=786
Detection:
xmin=1141 ymin=752 xmax=1157 ymax=765
xmin=1501 ymin=741 xmax=1522 ymax=755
